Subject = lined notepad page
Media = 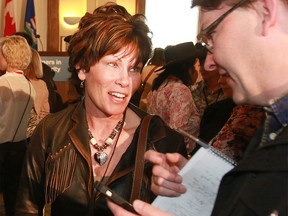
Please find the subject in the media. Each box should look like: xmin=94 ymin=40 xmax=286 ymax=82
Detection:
xmin=152 ymin=147 xmax=235 ymax=216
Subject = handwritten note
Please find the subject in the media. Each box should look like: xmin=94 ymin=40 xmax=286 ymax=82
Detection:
xmin=152 ymin=147 xmax=235 ymax=216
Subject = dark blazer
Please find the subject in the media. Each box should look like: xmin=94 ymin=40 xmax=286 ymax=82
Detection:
xmin=211 ymin=125 xmax=288 ymax=216
xmin=15 ymin=101 xmax=187 ymax=216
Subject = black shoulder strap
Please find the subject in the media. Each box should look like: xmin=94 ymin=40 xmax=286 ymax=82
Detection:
xmin=12 ymin=77 xmax=32 ymax=142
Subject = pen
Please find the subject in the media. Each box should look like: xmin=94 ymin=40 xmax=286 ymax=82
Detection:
xmin=176 ymin=128 xmax=210 ymax=149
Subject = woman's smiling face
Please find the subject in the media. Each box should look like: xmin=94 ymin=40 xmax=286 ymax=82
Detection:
xmin=78 ymin=45 xmax=143 ymax=116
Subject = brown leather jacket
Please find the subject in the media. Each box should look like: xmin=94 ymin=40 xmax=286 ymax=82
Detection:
xmin=15 ymin=101 xmax=187 ymax=216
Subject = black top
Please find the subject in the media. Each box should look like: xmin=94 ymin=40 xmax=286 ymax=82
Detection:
xmin=199 ymin=98 xmax=235 ymax=142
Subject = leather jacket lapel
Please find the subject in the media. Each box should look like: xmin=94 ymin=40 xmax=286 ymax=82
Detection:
xmin=69 ymin=102 xmax=92 ymax=166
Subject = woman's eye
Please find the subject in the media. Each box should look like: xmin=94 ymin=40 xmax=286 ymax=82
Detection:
xmin=108 ymin=62 xmax=117 ymax=67
xmin=130 ymin=66 xmax=141 ymax=73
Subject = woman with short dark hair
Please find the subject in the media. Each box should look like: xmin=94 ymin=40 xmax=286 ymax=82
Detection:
xmin=15 ymin=3 xmax=187 ymax=216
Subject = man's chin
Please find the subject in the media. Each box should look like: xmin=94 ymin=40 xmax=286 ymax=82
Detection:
xmin=232 ymin=94 xmax=248 ymax=105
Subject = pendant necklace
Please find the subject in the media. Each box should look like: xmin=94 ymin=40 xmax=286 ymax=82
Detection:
xmin=88 ymin=117 xmax=124 ymax=165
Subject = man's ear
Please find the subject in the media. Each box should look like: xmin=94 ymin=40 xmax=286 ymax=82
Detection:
xmin=261 ymin=0 xmax=277 ymax=35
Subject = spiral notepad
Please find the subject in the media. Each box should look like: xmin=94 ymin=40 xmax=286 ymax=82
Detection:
xmin=207 ymin=145 xmax=237 ymax=166
xmin=177 ymin=128 xmax=237 ymax=166
xmin=152 ymin=130 xmax=236 ymax=216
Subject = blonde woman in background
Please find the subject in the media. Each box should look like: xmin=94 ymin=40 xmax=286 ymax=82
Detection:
xmin=25 ymin=48 xmax=50 ymax=139
xmin=0 ymin=35 xmax=35 ymax=216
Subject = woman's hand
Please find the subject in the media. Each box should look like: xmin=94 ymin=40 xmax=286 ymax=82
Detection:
xmin=107 ymin=199 xmax=173 ymax=216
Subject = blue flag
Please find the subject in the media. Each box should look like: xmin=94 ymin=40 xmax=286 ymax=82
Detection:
xmin=24 ymin=0 xmax=37 ymax=50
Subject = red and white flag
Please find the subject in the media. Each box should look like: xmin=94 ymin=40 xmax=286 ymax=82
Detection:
xmin=4 ymin=0 xmax=16 ymax=36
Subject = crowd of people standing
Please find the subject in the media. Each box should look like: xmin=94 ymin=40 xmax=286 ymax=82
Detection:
xmin=0 ymin=1 xmax=287 ymax=216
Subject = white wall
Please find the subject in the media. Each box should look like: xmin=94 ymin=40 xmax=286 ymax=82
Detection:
xmin=146 ymin=0 xmax=199 ymax=48
xmin=0 ymin=0 xmax=199 ymax=51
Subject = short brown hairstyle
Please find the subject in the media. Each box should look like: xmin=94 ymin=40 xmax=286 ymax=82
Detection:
xmin=68 ymin=4 xmax=152 ymax=73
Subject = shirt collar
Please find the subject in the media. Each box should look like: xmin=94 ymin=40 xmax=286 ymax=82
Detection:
xmin=266 ymin=94 xmax=288 ymax=127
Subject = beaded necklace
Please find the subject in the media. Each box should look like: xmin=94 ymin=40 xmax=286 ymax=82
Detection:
xmin=88 ymin=117 xmax=124 ymax=165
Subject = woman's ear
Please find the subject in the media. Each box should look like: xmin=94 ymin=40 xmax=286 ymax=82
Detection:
xmin=261 ymin=0 xmax=277 ymax=35
xmin=77 ymin=69 xmax=86 ymax=81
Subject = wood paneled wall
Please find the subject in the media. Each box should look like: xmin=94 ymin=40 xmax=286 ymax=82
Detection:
xmin=46 ymin=0 xmax=145 ymax=52
xmin=47 ymin=0 xmax=59 ymax=52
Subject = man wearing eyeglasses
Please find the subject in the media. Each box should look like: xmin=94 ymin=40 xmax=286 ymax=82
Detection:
xmin=108 ymin=0 xmax=288 ymax=215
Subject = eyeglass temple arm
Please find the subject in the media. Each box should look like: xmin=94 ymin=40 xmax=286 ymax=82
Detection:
xmin=201 ymin=0 xmax=249 ymax=35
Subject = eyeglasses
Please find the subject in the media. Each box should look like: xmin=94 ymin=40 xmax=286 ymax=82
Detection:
xmin=197 ymin=0 xmax=249 ymax=53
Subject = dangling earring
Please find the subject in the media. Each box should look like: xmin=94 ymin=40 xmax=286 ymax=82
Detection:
xmin=80 ymin=80 xmax=85 ymax=88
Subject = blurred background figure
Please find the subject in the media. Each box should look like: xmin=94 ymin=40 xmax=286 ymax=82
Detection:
xmin=190 ymin=43 xmax=226 ymax=117
xmin=13 ymin=32 xmax=65 ymax=113
xmin=138 ymin=47 xmax=165 ymax=111
xmin=0 ymin=35 xmax=35 ymax=216
xmin=198 ymin=95 xmax=235 ymax=144
xmin=188 ymin=43 xmax=230 ymax=156
xmin=147 ymin=42 xmax=204 ymax=154
xmin=25 ymin=48 xmax=50 ymax=139
xmin=41 ymin=63 xmax=65 ymax=113
xmin=208 ymin=75 xmax=265 ymax=162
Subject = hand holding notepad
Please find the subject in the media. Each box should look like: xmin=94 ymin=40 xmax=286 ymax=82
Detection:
xmin=152 ymin=129 xmax=237 ymax=216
